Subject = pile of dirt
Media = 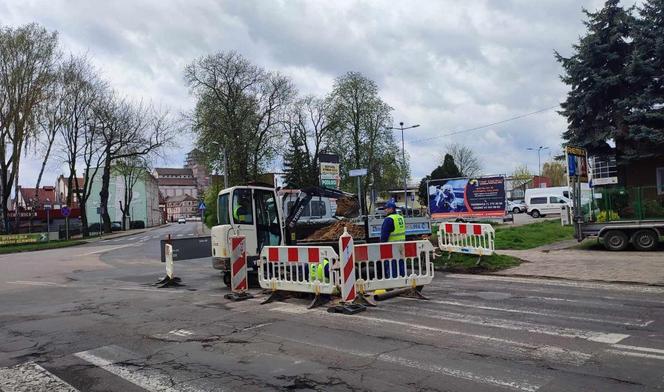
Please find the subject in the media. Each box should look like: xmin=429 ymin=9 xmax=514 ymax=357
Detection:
xmin=335 ymin=196 xmax=360 ymax=218
xmin=304 ymin=220 xmax=365 ymax=241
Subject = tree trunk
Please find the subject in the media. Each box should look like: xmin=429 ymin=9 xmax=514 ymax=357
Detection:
xmin=100 ymin=154 xmax=112 ymax=233
xmin=13 ymin=165 xmax=20 ymax=234
xmin=80 ymin=199 xmax=89 ymax=238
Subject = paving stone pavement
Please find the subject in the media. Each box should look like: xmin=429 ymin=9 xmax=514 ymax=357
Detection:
xmin=496 ymin=246 xmax=664 ymax=285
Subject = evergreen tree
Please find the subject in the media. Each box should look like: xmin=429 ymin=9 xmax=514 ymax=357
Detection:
xmin=556 ymin=0 xmax=635 ymax=156
xmin=282 ymin=133 xmax=312 ymax=188
xmin=623 ymin=0 xmax=664 ymax=157
xmin=418 ymin=154 xmax=462 ymax=205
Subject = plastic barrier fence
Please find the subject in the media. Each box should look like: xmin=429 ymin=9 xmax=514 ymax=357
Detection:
xmin=353 ymin=240 xmax=435 ymax=292
xmin=437 ymin=222 xmax=495 ymax=256
xmin=258 ymin=245 xmax=340 ymax=296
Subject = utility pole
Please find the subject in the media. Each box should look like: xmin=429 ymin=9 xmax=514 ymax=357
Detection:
xmin=527 ymin=146 xmax=549 ymax=177
xmin=387 ymin=122 xmax=420 ymax=216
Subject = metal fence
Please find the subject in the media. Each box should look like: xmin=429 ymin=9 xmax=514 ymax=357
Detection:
xmin=584 ymin=186 xmax=664 ymax=222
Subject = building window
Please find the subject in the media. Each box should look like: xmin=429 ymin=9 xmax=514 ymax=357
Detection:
xmin=657 ymin=167 xmax=664 ymax=195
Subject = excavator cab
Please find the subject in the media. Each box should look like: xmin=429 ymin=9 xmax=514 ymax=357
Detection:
xmin=211 ymin=185 xmax=283 ymax=282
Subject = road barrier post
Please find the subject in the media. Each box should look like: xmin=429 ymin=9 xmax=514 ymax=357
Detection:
xmin=328 ymin=228 xmax=365 ymax=314
xmin=154 ymin=243 xmax=184 ymax=288
xmin=224 ymin=235 xmax=252 ymax=301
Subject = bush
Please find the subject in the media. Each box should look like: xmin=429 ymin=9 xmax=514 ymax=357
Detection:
xmin=130 ymin=220 xmax=145 ymax=229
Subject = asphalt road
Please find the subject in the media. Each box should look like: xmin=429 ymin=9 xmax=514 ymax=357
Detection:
xmin=1 ymin=222 xmax=664 ymax=391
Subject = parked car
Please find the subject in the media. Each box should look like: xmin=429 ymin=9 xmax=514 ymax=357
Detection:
xmin=177 ymin=217 xmax=186 ymax=224
xmin=525 ymin=192 xmax=571 ymax=218
xmin=507 ymin=200 xmax=527 ymax=213
xmin=111 ymin=221 xmax=122 ymax=231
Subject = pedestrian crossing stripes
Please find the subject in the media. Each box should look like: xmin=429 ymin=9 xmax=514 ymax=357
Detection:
xmin=0 ymin=362 xmax=77 ymax=392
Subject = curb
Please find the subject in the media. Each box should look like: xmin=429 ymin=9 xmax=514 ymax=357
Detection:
xmin=82 ymin=223 xmax=169 ymax=243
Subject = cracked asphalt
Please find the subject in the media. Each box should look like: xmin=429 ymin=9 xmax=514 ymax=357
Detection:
xmin=1 ymin=222 xmax=664 ymax=391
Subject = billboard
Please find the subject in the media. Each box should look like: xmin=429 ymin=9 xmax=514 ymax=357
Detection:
xmin=428 ymin=176 xmax=506 ymax=219
xmin=0 ymin=233 xmax=48 ymax=246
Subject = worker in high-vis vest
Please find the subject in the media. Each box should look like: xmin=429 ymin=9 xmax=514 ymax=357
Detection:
xmin=380 ymin=199 xmax=406 ymax=278
xmin=233 ymin=195 xmax=251 ymax=223
xmin=308 ymin=258 xmax=330 ymax=283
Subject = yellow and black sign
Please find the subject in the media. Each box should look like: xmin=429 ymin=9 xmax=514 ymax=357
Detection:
xmin=0 ymin=233 xmax=48 ymax=246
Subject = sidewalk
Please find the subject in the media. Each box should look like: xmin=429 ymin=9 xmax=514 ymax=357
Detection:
xmin=82 ymin=223 xmax=169 ymax=243
xmin=495 ymin=242 xmax=664 ymax=285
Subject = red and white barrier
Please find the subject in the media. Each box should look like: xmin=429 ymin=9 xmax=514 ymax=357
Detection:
xmin=437 ymin=222 xmax=495 ymax=256
xmin=230 ymin=236 xmax=248 ymax=293
xmin=339 ymin=230 xmax=356 ymax=303
xmin=353 ymin=240 xmax=435 ymax=292
xmin=259 ymin=245 xmax=339 ymax=295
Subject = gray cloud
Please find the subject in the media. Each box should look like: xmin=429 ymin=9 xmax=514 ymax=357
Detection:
xmin=4 ymin=0 xmax=612 ymax=187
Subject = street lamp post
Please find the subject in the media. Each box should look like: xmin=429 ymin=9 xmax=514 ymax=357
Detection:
xmin=527 ymin=146 xmax=550 ymax=177
xmin=387 ymin=122 xmax=420 ymax=216
xmin=212 ymin=141 xmax=229 ymax=189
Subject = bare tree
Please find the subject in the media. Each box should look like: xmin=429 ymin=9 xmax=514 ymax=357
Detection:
xmin=116 ymin=156 xmax=149 ymax=231
xmin=94 ymin=94 xmax=174 ymax=233
xmin=185 ymin=51 xmax=294 ymax=184
xmin=443 ymin=143 xmax=482 ymax=177
xmin=0 ymin=23 xmax=58 ymax=233
xmin=282 ymin=95 xmax=337 ymax=187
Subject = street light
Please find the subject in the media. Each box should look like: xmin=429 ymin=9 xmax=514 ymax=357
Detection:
xmin=527 ymin=146 xmax=550 ymax=177
xmin=387 ymin=122 xmax=420 ymax=216
xmin=211 ymin=141 xmax=228 ymax=189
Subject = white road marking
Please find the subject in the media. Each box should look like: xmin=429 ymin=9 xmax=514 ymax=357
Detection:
xmin=176 ymin=234 xmax=184 ymax=237
xmin=612 ymin=344 xmax=664 ymax=355
xmin=169 ymin=329 xmax=194 ymax=337
xmin=262 ymin=332 xmax=543 ymax=392
xmin=78 ymin=244 xmax=135 ymax=256
xmin=380 ymin=304 xmax=629 ymax=344
xmin=407 ymin=298 xmax=652 ymax=327
xmin=6 ymin=280 xmax=65 ymax=287
xmin=241 ymin=322 xmax=273 ymax=331
xmin=269 ymin=306 xmax=592 ymax=366
xmin=0 ymin=361 xmax=78 ymax=391
xmin=74 ymin=346 xmax=204 ymax=392
xmin=444 ymin=274 xmax=664 ymax=294
xmin=188 ymin=233 xmax=194 ymax=236
xmin=606 ymin=349 xmax=664 ymax=361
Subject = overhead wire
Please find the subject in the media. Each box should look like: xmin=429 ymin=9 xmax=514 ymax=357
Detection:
xmin=410 ymin=105 xmax=560 ymax=144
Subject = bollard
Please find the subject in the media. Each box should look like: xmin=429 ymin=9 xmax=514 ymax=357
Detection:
xmin=154 ymin=243 xmax=184 ymax=288
xmin=224 ymin=235 xmax=253 ymax=301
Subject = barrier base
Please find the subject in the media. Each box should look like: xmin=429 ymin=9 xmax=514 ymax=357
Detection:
xmin=224 ymin=291 xmax=253 ymax=301
xmin=353 ymin=294 xmax=377 ymax=307
xmin=327 ymin=303 xmax=366 ymax=315
xmin=154 ymin=276 xmax=184 ymax=288
xmin=308 ymin=294 xmax=332 ymax=309
xmin=261 ymin=290 xmax=290 ymax=305
xmin=374 ymin=287 xmax=428 ymax=301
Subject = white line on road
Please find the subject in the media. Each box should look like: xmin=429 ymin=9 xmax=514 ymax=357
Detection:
xmin=444 ymin=274 xmax=664 ymax=294
xmin=176 ymin=234 xmax=183 ymax=237
xmin=606 ymin=349 xmax=664 ymax=361
xmin=269 ymin=306 xmax=593 ymax=366
xmin=405 ymin=298 xmax=652 ymax=327
xmin=6 ymin=281 xmax=68 ymax=287
xmin=74 ymin=346 xmax=204 ymax=392
xmin=612 ymin=344 xmax=664 ymax=355
xmin=78 ymin=244 xmax=135 ymax=256
xmin=0 ymin=362 xmax=78 ymax=392
xmin=262 ymin=332 xmax=543 ymax=392
xmin=380 ymin=304 xmax=629 ymax=344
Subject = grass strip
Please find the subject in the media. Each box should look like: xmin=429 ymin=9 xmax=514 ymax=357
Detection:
xmin=0 ymin=240 xmax=87 ymax=254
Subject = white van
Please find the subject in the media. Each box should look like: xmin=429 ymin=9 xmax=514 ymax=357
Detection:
xmin=525 ymin=188 xmax=572 ymax=218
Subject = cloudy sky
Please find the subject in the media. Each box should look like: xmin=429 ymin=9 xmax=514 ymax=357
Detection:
xmin=2 ymin=0 xmax=617 ymax=187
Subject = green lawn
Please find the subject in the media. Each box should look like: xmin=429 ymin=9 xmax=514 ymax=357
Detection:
xmin=0 ymin=239 xmax=86 ymax=254
xmin=494 ymin=220 xmax=574 ymax=250
xmin=433 ymin=252 xmax=521 ymax=273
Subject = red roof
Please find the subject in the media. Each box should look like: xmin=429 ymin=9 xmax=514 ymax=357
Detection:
xmin=157 ymin=178 xmax=198 ymax=186
xmin=19 ymin=186 xmax=57 ymax=207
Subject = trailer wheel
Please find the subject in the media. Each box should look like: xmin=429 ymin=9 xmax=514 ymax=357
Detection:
xmin=631 ymin=230 xmax=659 ymax=251
xmin=530 ymin=210 xmax=541 ymax=218
xmin=603 ymin=230 xmax=629 ymax=251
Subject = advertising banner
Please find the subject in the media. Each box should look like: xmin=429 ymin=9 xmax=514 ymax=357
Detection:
xmin=428 ymin=176 xmax=506 ymax=219
xmin=565 ymin=145 xmax=589 ymax=182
